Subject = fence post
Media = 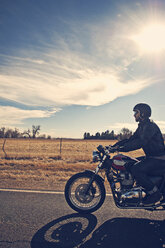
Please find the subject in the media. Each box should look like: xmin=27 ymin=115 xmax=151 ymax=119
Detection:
xmin=2 ymin=138 xmax=7 ymax=158
xmin=60 ymin=138 xmax=62 ymax=157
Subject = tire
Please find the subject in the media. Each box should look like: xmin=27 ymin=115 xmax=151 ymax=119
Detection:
xmin=65 ymin=171 xmax=106 ymax=214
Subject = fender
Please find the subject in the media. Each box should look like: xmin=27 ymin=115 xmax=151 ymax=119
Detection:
xmin=84 ymin=169 xmax=105 ymax=182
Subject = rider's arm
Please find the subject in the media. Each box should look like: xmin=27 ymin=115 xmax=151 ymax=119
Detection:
xmin=118 ymin=138 xmax=142 ymax=152
xmin=111 ymin=128 xmax=139 ymax=148
xmin=111 ymin=139 xmax=128 ymax=147
xmin=117 ymin=127 xmax=142 ymax=152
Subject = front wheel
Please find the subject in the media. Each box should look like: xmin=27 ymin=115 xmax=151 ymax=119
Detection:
xmin=65 ymin=171 xmax=106 ymax=213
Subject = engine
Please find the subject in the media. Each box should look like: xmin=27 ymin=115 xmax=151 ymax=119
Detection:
xmin=118 ymin=171 xmax=147 ymax=202
xmin=119 ymin=171 xmax=134 ymax=189
xmin=111 ymin=154 xmax=146 ymax=202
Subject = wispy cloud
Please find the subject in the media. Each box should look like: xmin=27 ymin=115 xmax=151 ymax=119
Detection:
xmin=0 ymin=9 xmax=160 ymax=107
xmin=0 ymin=53 xmax=46 ymax=65
xmin=0 ymin=106 xmax=59 ymax=126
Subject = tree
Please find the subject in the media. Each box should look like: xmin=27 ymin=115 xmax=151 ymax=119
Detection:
xmin=32 ymin=125 xmax=40 ymax=138
xmin=23 ymin=125 xmax=41 ymax=138
xmin=5 ymin=128 xmax=13 ymax=138
xmin=101 ymin=131 xmax=106 ymax=139
xmin=11 ymin=128 xmax=20 ymax=138
xmin=119 ymin=128 xmax=132 ymax=140
xmin=86 ymin=132 xmax=91 ymax=139
xmin=0 ymin=127 xmax=5 ymax=138
xmin=23 ymin=128 xmax=32 ymax=138
xmin=84 ymin=132 xmax=87 ymax=139
xmin=83 ymin=128 xmax=133 ymax=140
xmin=95 ymin=132 xmax=101 ymax=139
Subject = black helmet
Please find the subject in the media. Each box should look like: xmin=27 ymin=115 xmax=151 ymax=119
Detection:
xmin=133 ymin=103 xmax=151 ymax=118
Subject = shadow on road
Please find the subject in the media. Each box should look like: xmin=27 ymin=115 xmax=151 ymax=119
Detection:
xmin=31 ymin=213 xmax=97 ymax=248
xmin=80 ymin=217 xmax=165 ymax=248
xmin=31 ymin=214 xmax=165 ymax=248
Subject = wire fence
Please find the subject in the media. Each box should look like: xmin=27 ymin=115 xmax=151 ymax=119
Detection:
xmin=0 ymin=138 xmax=115 ymax=161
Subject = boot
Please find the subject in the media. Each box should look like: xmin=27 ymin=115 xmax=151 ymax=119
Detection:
xmin=143 ymin=187 xmax=162 ymax=206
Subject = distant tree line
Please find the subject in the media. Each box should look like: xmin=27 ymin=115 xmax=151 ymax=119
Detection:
xmin=0 ymin=125 xmax=51 ymax=139
xmin=84 ymin=128 xmax=133 ymax=141
xmin=84 ymin=128 xmax=165 ymax=141
xmin=1 ymin=125 xmax=165 ymax=141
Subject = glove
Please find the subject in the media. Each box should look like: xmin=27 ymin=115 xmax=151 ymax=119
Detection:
xmin=108 ymin=145 xmax=119 ymax=153
xmin=117 ymin=146 xmax=125 ymax=152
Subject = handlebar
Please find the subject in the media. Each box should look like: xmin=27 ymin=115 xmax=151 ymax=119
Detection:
xmin=97 ymin=145 xmax=105 ymax=153
xmin=97 ymin=145 xmax=119 ymax=154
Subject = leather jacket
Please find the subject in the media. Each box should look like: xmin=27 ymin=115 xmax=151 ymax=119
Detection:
xmin=117 ymin=119 xmax=165 ymax=157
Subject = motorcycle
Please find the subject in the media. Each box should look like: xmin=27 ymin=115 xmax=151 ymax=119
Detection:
xmin=65 ymin=145 xmax=165 ymax=213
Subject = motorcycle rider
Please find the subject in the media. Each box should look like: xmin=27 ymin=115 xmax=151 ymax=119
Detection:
xmin=112 ymin=103 xmax=165 ymax=205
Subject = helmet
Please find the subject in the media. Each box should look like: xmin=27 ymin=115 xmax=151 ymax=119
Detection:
xmin=133 ymin=103 xmax=151 ymax=118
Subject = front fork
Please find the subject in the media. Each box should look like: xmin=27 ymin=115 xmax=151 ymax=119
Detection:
xmin=84 ymin=174 xmax=96 ymax=195
xmin=84 ymin=155 xmax=107 ymax=194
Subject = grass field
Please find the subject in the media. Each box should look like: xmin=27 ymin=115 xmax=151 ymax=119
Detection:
xmin=0 ymin=138 xmax=144 ymax=191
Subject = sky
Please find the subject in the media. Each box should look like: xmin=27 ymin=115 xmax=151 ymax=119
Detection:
xmin=1 ymin=0 xmax=165 ymax=138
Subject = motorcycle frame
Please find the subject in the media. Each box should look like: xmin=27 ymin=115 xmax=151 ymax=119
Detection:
xmin=92 ymin=154 xmax=165 ymax=211
xmin=106 ymin=169 xmax=165 ymax=211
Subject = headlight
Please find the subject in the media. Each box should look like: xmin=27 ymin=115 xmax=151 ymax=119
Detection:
xmin=92 ymin=151 xmax=100 ymax=162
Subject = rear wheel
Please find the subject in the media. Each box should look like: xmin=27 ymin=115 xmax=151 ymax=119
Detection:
xmin=65 ymin=172 xmax=106 ymax=213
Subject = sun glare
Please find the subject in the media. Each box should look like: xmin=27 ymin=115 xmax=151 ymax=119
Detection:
xmin=131 ymin=23 xmax=165 ymax=53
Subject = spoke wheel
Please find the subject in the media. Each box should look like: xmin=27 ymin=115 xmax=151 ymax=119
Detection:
xmin=65 ymin=172 xmax=106 ymax=213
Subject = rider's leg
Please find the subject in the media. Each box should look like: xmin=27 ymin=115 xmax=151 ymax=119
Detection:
xmin=131 ymin=158 xmax=164 ymax=204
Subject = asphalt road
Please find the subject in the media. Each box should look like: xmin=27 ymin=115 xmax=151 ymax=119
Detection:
xmin=0 ymin=189 xmax=165 ymax=248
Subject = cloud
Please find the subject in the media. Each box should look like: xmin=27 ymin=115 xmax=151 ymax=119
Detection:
xmin=0 ymin=70 xmax=151 ymax=107
xmin=0 ymin=106 xmax=59 ymax=126
xmin=0 ymin=48 xmax=153 ymax=107
xmin=0 ymin=54 xmax=45 ymax=65
xmin=0 ymin=11 xmax=160 ymax=107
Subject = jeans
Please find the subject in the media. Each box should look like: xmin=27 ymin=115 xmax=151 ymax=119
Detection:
xmin=131 ymin=157 xmax=165 ymax=192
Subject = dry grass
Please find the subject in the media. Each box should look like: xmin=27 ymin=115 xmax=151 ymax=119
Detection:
xmin=0 ymin=138 xmax=144 ymax=192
